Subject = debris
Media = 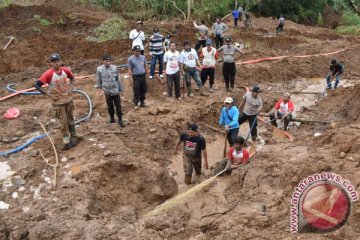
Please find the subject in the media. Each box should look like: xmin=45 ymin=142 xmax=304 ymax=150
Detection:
xmin=149 ymin=128 xmax=157 ymax=133
xmin=3 ymin=36 xmax=15 ymax=50
xmin=338 ymin=152 xmax=347 ymax=159
xmin=314 ymin=132 xmax=322 ymax=137
xmin=104 ymin=150 xmax=113 ymax=157
xmin=0 ymin=201 xmax=9 ymax=209
xmin=11 ymin=192 xmax=19 ymax=199
xmin=3 ymin=108 xmax=20 ymax=119
xmin=11 ymin=176 xmax=26 ymax=186
xmin=158 ymin=106 xmax=171 ymax=114
xmin=29 ymin=150 xmax=38 ymax=157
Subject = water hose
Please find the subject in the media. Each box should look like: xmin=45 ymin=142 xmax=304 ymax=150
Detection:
xmin=0 ymin=90 xmax=93 ymax=157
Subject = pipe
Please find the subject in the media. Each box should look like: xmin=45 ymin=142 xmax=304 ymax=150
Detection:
xmin=0 ymin=134 xmax=46 ymax=157
xmin=0 ymin=90 xmax=93 ymax=157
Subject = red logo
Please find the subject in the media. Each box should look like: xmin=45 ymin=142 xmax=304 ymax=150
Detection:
xmin=299 ymin=181 xmax=351 ymax=232
xmin=187 ymin=54 xmax=195 ymax=60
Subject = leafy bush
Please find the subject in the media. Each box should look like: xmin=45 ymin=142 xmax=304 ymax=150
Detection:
xmin=33 ymin=15 xmax=52 ymax=27
xmin=86 ymin=17 xmax=128 ymax=42
xmin=341 ymin=10 xmax=360 ymax=25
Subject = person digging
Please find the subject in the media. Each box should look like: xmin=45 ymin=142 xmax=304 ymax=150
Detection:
xmin=268 ymin=93 xmax=294 ymax=131
xmin=326 ymin=58 xmax=345 ymax=89
xmin=35 ymin=53 xmax=80 ymax=150
xmin=219 ymin=97 xmax=240 ymax=147
xmin=174 ymin=123 xmax=208 ymax=185
xmin=214 ymin=136 xmax=250 ymax=176
xmin=96 ymin=53 xmax=125 ymax=128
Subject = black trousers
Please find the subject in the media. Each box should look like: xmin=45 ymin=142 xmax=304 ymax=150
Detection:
xmin=215 ymin=35 xmax=223 ymax=49
xmin=140 ymin=50 xmax=144 ymax=55
xmin=133 ymin=74 xmax=147 ymax=104
xmin=166 ymin=71 xmax=181 ymax=98
xmin=276 ymin=23 xmax=284 ymax=32
xmin=234 ymin=18 xmax=239 ymax=26
xmin=201 ymin=68 xmax=215 ymax=88
xmin=223 ymin=62 xmax=236 ymax=90
xmin=105 ymin=94 xmax=123 ymax=120
xmin=195 ymin=39 xmax=207 ymax=52
xmin=227 ymin=128 xmax=239 ymax=147
xmin=238 ymin=113 xmax=258 ymax=139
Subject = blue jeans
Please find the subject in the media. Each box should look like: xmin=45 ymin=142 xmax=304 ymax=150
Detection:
xmin=184 ymin=67 xmax=202 ymax=87
xmin=150 ymin=54 xmax=163 ymax=77
xmin=326 ymin=73 xmax=342 ymax=88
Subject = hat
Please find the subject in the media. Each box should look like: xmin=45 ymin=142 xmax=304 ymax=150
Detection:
xmin=136 ymin=20 xmax=143 ymax=25
xmin=132 ymin=45 xmax=141 ymax=51
xmin=188 ymin=123 xmax=198 ymax=132
xmin=102 ymin=53 xmax=111 ymax=61
xmin=153 ymin=27 xmax=159 ymax=33
xmin=252 ymin=86 xmax=261 ymax=93
xmin=225 ymin=37 xmax=232 ymax=42
xmin=224 ymin=97 xmax=234 ymax=104
xmin=50 ymin=53 xmax=61 ymax=62
xmin=330 ymin=59 xmax=337 ymax=65
xmin=206 ymin=39 xmax=212 ymax=45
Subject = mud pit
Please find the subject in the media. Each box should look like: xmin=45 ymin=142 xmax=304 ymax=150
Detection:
xmin=1 ymin=1 xmax=360 ymax=239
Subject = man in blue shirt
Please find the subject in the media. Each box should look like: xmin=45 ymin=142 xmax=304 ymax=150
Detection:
xmin=232 ymin=8 xmax=240 ymax=27
xmin=219 ymin=97 xmax=240 ymax=147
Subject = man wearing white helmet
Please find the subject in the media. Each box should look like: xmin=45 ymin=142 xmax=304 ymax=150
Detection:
xmin=219 ymin=97 xmax=240 ymax=147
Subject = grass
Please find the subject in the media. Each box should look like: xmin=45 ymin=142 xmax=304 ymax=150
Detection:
xmin=33 ymin=15 xmax=52 ymax=27
xmin=336 ymin=25 xmax=360 ymax=35
xmin=86 ymin=17 xmax=128 ymax=42
xmin=0 ymin=0 xmax=12 ymax=8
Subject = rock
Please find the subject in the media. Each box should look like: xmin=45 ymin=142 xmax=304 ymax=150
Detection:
xmin=158 ymin=106 xmax=171 ymax=114
xmin=104 ymin=150 xmax=113 ymax=157
xmin=118 ymin=206 xmax=137 ymax=223
xmin=29 ymin=150 xmax=38 ymax=157
xmin=148 ymin=107 xmax=159 ymax=115
xmin=149 ymin=128 xmax=157 ymax=133
xmin=144 ymin=217 xmax=170 ymax=231
xmin=151 ymin=185 xmax=164 ymax=197
xmin=338 ymin=152 xmax=346 ymax=159
xmin=11 ymin=176 xmax=26 ymax=186
xmin=170 ymin=171 xmax=177 ymax=177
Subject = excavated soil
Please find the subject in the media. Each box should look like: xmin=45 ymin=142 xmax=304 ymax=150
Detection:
xmin=1 ymin=2 xmax=360 ymax=240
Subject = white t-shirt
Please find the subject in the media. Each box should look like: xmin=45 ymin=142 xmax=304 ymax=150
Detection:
xmin=129 ymin=29 xmax=145 ymax=50
xmin=279 ymin=102 xmax=289 ymax=114
xmin=164 ymin=50 xmax=180 ymax=75
xmin=178 ymin=49 xmax=198 ymax=68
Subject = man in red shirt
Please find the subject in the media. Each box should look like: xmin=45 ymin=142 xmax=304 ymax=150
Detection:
xmin=215 ymin=136 xmax=249 ymax=176
xmin=35 ymin=53 xmax=79 ymax=149
xmin=268 ymin=93 xmax=294 ymax=131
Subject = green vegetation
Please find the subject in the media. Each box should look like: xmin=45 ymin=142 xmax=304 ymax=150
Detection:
xmin=336 ymin=24 xmax=360 ymax=34
xmin=0 ymin=0 xmax=12 ymax=8
xmin=342 ymin=10 xmax=360 ymax=25
xmin=33 ymin=15 xmax=52 ymax=27
xmin=86 ymin=17 xmax=128 ymax=42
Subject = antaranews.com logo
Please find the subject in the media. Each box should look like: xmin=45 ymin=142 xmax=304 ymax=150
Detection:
xmin=290 ymin=172 xmax=359 ymax=233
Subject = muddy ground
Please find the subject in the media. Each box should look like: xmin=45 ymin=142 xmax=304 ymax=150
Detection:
xmin=0 ymin=1 xmax=360 ymax=240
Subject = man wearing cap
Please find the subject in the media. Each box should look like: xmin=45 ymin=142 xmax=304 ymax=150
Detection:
xmin=164 ymin=42 xmax=181 ymax=99
xmin=128 ymin=45 xmax=149 ymax=109
xmin=199 ymin=39 xmax=219 ymax=92
xmin=238 ymin=86 xmax=263 ymax=141
xmin=219 ymin=97 xmax=240 ymax=147
xmin=326 ymin=59 xmax=345 ymax=89
xmin=212 ymin=18 xmax=228 ymax=49
xmin=174 ymin=123 xmax=208 ymax=185
xmin=149 ymin=27 xmax=165 ymax=79
xmin=35 ymin=53 xmax=79 ymax=149
xmin=218 ymin=37 xmax=243 ymax=92
xmin=193 ymin=20 xmax=209 ymax=53
xmin=129 ymin=21 xmax=146 ymax=55
xmin=96 ymin=54 xmax=125 ymax=127
xmin=178 ymin=40 xmax=208 ymax=97
xmin=268 ymin=93 xmax=294 ymax=131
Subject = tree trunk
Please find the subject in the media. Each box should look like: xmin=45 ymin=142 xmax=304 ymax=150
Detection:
xmin=187 ymin=0 xmax=191 ymax=21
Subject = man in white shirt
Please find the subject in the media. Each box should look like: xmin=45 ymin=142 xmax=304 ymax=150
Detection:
xmin=178 ymin=41 xmax=208 ymax=97
xmin=129 ymin=21 xmax=146 ymax=55
xmin=164 ymin=42 xmax=181 ymax=99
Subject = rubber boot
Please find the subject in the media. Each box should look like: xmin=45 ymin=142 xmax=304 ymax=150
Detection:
xmin=199 ymin=86 xmax=209 ymax=96
xmin=185 ymin=175 xmax=192 ymax=185
xmin=187 ymin=86 xmax=194 ymax=98
xmin=69 ymin=125 xmax=82 ymax=148
xmin=108 ymin=116 xmax=115 ymax=124
xmin=118 ymin=118 xmax=125 ymax=128
xmin=69 ymin=125 xmax=83 ymax=139
xmin=61 ymin=133 xmax=72 ymax=150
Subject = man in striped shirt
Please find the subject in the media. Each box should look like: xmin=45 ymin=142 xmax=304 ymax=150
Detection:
xmin=149 ymin=27 xmax=165 ymax=79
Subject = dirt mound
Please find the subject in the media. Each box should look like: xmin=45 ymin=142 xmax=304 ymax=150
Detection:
xmin=323 ymin=6 xmax=342 ymax=29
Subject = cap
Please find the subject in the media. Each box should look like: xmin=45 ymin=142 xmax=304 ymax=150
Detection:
xmin=330 ymin=59 xmax=337 ymax=65
xmin=166 ymin=34 xmax=171 ymax=39
xmin=188 ymin=123 xmax=198 ymax=132
xmin=136 ymin=20 xmax=143 ymax=25
xmin=206 ymin=39 xmax=212 ymax=45
xmin=225 ymin=37 xmax=232 ymax=42
xmin=132 ymin=45 xmax=141 ymax=51
xmin=50 ymin=53 xmax=61 ymax=62
xmin=252 ymin=86 xmax=261 ymax=93
xmin=224 ymin=97 xmax=234 ymax=104
xmin=102 ymin=53 xmax=111 ymax=61
xmin=153 ymin=27 xmax=159 ymax=33
xmin=284 ymin=92 xmax=291 ymax=99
